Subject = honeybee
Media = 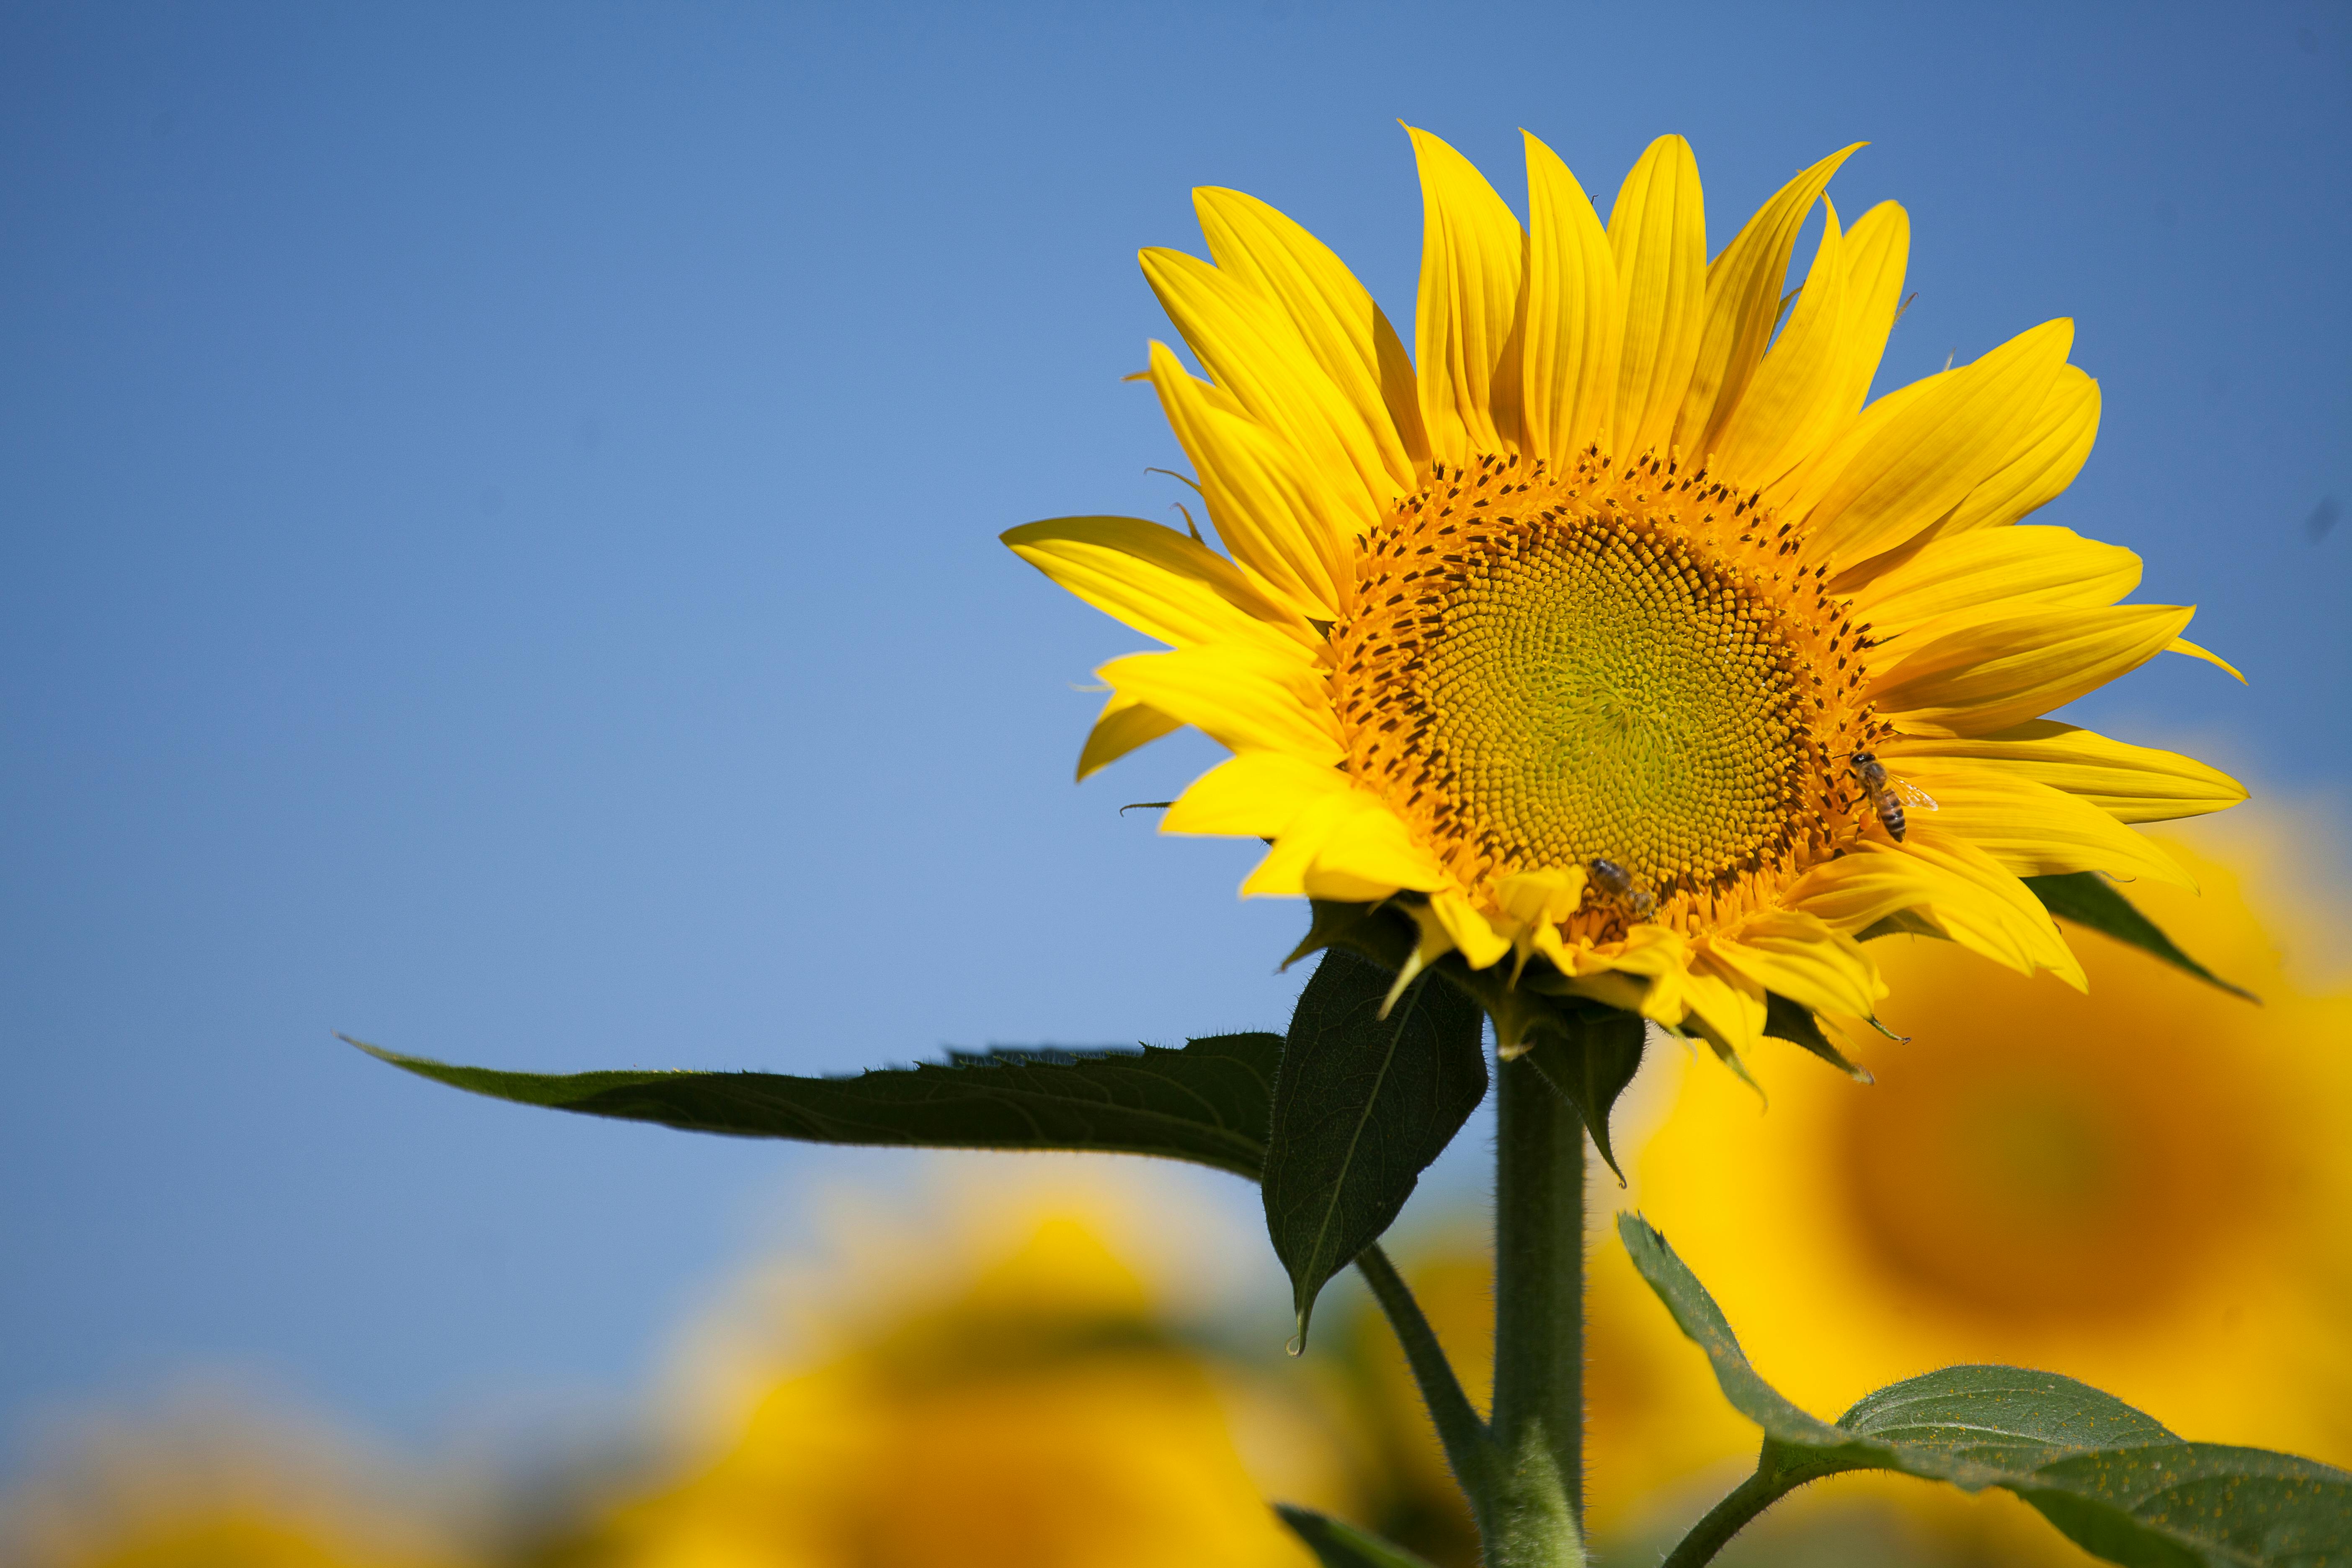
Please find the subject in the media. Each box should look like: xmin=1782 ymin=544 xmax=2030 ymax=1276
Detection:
xmin=1848 ymin=749 xmax=1938 ymax=842
xmin=1587 ymin=856 xmax=1658 ymax=921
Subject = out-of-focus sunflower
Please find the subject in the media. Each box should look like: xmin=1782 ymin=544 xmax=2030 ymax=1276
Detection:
xmin=560 ymin=1207 xmax=1335 ymax=1568
xmin=1615 ymin=823 xmax=2352 ymax=1544
xmin=1336 ymin=824 xmax=2350 ymax=1560
xmin=0 ymin=1406 xmax=463 ymax=1568
xmin=1009 ymin=129 xmax=2243 ymax=1063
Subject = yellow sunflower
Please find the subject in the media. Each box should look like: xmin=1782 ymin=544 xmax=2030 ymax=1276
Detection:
xmin=574 ymin=1210 xmax=1333 ymax=1568
xmin=1006 ymin=129 xmax=2244 ymax=1056
xmin=0 ymin=1410 xmax=462 ymax=1568
xmin=1633 ymin=825 xmax=2352 ymax=1470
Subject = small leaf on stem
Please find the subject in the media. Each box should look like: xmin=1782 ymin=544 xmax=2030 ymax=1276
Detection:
xmin=1519 ymin=1008 xmax=1646 ymax=1179
xmin=1262 ymin=949 xmax=1487 ymax=1345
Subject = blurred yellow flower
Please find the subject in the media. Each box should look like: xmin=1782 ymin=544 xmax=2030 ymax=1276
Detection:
xmin=570 ymin=1206 xmax=1331 ymax=1568
xmin=1614 ymin=820 xmax=2352 ymax=1553
xmin=1340 ymin=821 xmax=2351 ymax=1560
xmin=0 ymin=1406 xmax=462 ymax=1568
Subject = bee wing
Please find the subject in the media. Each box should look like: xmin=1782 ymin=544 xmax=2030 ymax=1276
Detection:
xmin=1892 ymin=779 xmax=1939 ymax=811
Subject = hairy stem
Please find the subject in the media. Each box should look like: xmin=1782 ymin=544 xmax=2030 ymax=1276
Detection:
xmin=1486 ymin=1054 xmax=1588 ymax=1565
xmin=1660 ymin=1467 xmax=1787 ymax=1568
xmin=1356 ymin=1242 xmax=1495 ymax=1505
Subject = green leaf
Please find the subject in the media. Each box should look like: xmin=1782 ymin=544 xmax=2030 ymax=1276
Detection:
xmin=2025 ymin=872 xmax=2258 ymax=1001
xmin=1274 ymin=1504 xmax=1441 ymax=1568
xmin=1615 ymin=1212 xmax=1847 ymax=1449
xmin=1262 ymin=949 xmax=1487 ymax=1343
xmin=1519 ymin=1006 xmax=1646 ymax=1179
xmin=1761 ymin=992 xmax=1871 ymax=1081
xmin=1621 ymin=1213 xmax=2352 ymax=1568
xmin=350 ymin=1033 xmax=1282 ymax=1181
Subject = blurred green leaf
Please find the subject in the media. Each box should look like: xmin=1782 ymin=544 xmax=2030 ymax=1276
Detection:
xmin=1274 ymin=1504 xmax=1441 ymax=1568
xmin=1263 ymin=950 xmax=1487 ymax=1344
xmin=1622 ymin=1214 xmax=2352 ymax=1568
xmin=351 ymin=1032 xmax=1281 ymax=1180
xmin=2025 ymin=872 xmax=2257 ymax=1001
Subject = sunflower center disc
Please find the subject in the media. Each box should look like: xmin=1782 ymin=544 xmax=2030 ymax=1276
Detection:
xmin=1333 ymin=453 xmax=1850 ymax=916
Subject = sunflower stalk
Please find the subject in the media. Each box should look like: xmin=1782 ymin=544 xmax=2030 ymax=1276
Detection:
xmin=1486 ymin=1053 xmax=1589 ymax=1565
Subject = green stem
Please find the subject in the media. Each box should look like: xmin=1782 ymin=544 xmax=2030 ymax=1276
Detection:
xmin=1659 ymin=1467 xmax=1786 ymax=1568
xmin=1487 ymin=1054 xmax=1588 ymax=1565
xmin=1355 ymin=1242 xmax=1495 ymax=1505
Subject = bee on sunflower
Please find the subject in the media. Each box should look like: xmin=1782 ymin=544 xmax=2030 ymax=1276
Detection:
xmin=1007 ymin=129 xmax=2244 ymax=1067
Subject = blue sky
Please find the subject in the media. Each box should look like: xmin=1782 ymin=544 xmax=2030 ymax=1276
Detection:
xmin=3 ymin=1 xmax=2347 ymax=1465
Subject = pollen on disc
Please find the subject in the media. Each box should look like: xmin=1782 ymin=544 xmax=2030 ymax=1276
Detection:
xmin=1331 ymin=449 xmax=1870 ymax=936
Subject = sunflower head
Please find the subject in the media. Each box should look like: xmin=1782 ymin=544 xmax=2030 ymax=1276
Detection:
xmin=1008 ymin=128 xmax=2244 ymax=1066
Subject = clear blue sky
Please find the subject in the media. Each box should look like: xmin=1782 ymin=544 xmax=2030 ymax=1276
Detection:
xmin=3 ymin=1 xmax=2347 ymax=1463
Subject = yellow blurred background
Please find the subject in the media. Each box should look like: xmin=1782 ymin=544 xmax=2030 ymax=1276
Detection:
xmin=7 ymin=820 xmax=2346 ymax=1568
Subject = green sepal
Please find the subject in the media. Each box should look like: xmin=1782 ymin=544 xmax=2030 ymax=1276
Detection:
xmin=1761 ymin=992 xmax=1871 ymax=1082
xmin=2025 ymin=872 xmax=2258 ymax=1001
xmin=1620 ymin=1213 xmax=2352 ymax=1568
xmin=1288 ymin=901 xmax=1647 ymax=1166
xmin=350 ymin=1032 xmax=1282 ymax=1181
xmin=1519 ymin=1007 xmax=1646 ymax=1180
xmin=1263 ymin=950 xmax=1487 ymax=1345
xmin=1285 ymin=897 xmax=1416 ymax=972
xmin=1273 ymin=1504 xmax=1441 ymax=1568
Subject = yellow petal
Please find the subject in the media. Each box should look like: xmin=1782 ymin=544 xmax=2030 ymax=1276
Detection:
xmin=1766 ymin=366 xmax=1948 ymax=515
xmin=1241 ymin=791 xmax=1360 ymax=897
xmin=1076 ymin=691 xmax=1181 ymax=781
xmin=1558 ymin=926 xmax=1692 ymax=1026
xmin=1678 ymin=142 xmax=1862 ymax=457
xmin=1097 ymin=645 xmax=1343 ymax=762
xmin=1705 ymin=197 xmax=1852 ymax=487
xmin=1494 ymin=865 xmax=1590 ymax=928
xmin=1302 ymin=803 xmax=1449 ymax=899
xmin=1607 ymin=134 xmax=1708 ymax=460
xmin=1519 ymin=131 xmax=1621 ymax=467
xmin=1141 ymin=248 xmax=1391 ymax=538
xmin=1825 ymin=201 xmax=1911 ymax=418
xmin=1898 ymin=825 xmax=2087 ymax=988
xmin=1883 ymin=721 xmax=2247 ymax=824
xmin=1797 ymin=319 xmax=2075 ymax=567
xmin=1161 ymin=750 xmax=1350 ymax=836
xmin=1002 ymin=515 xmax=1317 ymax=655
xmin=1680 ymin=955 xmax=1769 ymax=1060
xmin=1141 ymin=340 xmax=1349 ymax=616
xmin=1788 ymin=837 xmax=2081 ymax=988
xmin=1387 ymin=903 xmax=1460 ymax=1012
xmin=1932 ymin=364 xmax=2101 ymax=535
xmin=2167 ymin=635 xmax=2246 ymax=683
xmin=1407 ymin=125 xmax=1527 ymax=465
xmin=1193 ymin=186 xmax=1429 ymax=488
xmin=1428 ymin=890 xmax=1512 ymax=969
xmin=1868 ymin=601 xmax=2193 ymax=737
xmin=1886 ymin=760 xmax=2196 ymax=888
xmin=1848 ymin=524 xmax=2142 ymax=640
xmin=1709 ymin=911 xmax=1888 ymax=1019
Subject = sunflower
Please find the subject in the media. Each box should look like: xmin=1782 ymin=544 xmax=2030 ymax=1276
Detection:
xmin=1625 ymin=823 xmax=2352 ymax=1518
xmin=1007 ymin=129 xmax=2244 ymax=1056
xmin=573 ymin=1208 xmax=1336 ymax=1568
xmin=0 ymin=1408 xmax=460 ymax=1568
